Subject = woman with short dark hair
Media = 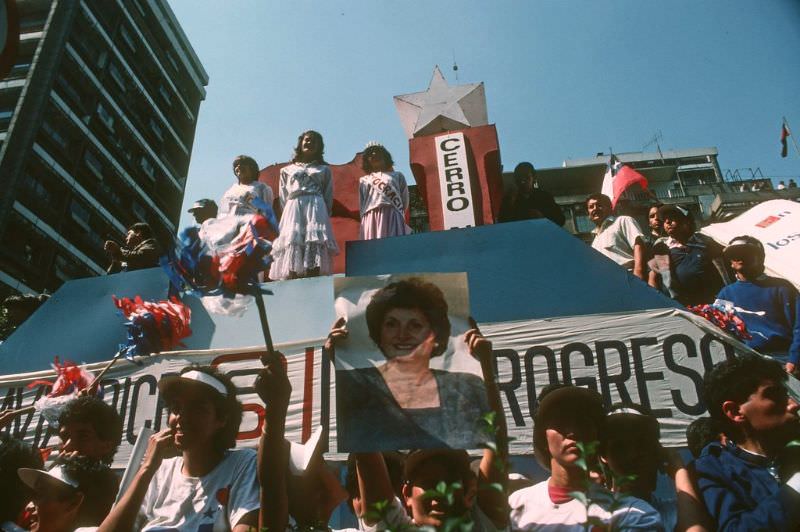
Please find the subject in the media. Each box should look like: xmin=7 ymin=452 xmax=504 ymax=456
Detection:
xmin=330 ymin=278 xmax=490 ymax=451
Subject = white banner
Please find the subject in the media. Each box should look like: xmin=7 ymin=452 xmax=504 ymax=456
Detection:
xmin=435 ymin=132 xmax=476 ymax=229
xmin=702 ymin=199 xmax=800 ymax=290
xmin=0 ymin=343 xmax=330 ymax=469
xmin=1 ymin=308 xmax=780 ymax=465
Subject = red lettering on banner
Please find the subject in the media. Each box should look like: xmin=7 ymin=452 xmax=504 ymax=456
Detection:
xmin=238 ymin=403 xmax=265 ymax=440
xmin=210 ymin=351 xmax=261 ymax=366
xmin=756 ymin=215 xmax=780 ymax=228
xmin=302 ymin=347 xmax=315 ymax=443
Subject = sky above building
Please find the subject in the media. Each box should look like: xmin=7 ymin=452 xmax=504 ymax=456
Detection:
xmin=169 ymin=0 xmax=800 ymax=230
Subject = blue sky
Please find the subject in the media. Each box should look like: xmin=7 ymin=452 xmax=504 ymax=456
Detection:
xmin=169 ymin=0 xmax=800 ymax=230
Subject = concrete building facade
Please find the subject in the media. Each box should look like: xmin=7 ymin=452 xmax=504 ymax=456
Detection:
xmin=0 ymin=0 xmax=208 ymax=296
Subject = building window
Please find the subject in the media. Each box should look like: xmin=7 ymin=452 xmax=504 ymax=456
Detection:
xmin=100 ymin=180 xmax=122 ymax=206
xmin=134 ymin=0 xmax=147 ymax=17
xmin=84 ymin=150 xmax=104 ymax=177
xmin=165 ymin=51 xmax=179 ymax=73
xmin=57 ymin=75 xmax=82 ymax=106
xmin=96 ymin=102 xmax=114 ymax=131
xmin=108 ymin=62 xmax=126 ymax=91
xmin=140 ymin=155 xmax=155 ymax=179
xmin=42 ymin=120 xmax=68 ymax=150
xmin=70 ymin=200 xmax=92 ymax=230
xmin=149 ymin=118 xmax=164 ymax=141
xmin=22 ymin=176 xmax=51 ymax=203
xmin=97 ymin=50 xmax=109 ymax=69
xmin=158 ymin=84 xmax=171 ymax=107
xmin=54 ymin=253 xmax=92 ymax=282
xmin=574 ymin=210 xmax=594 ymax=234
xmin=132 ymin=202 xmax=147 ymax=221
xmin=119 ymin=25 xmax=137 ymax=52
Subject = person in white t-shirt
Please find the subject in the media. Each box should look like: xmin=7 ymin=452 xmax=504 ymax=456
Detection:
xmin=219 ymin=155 xmax=275 ymax=218
xmin=96 ymin=366 xmax=259 ymax=532
xmin=586 ymin=193 xmax=647 ymax=280
xmin=508 ymin=384 xmax=663 ymax=531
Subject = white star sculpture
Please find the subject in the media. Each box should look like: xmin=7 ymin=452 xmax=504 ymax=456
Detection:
xmin=393 ymin=66 xmax=488 ymax=139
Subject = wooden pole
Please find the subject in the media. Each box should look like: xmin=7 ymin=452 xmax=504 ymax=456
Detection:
xmin=785 ymin=117 xmax=800 ymax=158
xmin=252 ymin=282 xmax=276 ymax=365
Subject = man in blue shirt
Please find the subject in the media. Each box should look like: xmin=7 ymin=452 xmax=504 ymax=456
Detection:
xmin=692 ymin=354 xmax=800 ymax=530
xmin=716 ymin=235 xmax=800 ymax=374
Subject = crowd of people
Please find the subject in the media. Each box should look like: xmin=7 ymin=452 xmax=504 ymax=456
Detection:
xmin=1 ymin=150 xmax=799 ymax=531
xmin=2 ymin=349 xmax=800 ymax=530
xmin=580 ymin=191 xmax=798 ymax=374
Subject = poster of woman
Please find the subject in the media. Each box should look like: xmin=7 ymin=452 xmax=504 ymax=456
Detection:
xmin=332 ymin=272 xmax=491 ymax=452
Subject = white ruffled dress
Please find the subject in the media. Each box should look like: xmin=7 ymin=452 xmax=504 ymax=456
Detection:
xmin=269 ymin=161 xmax=339 ymax=279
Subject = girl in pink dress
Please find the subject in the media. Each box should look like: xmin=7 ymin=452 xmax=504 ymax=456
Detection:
xmin=358 ymin=143 xmax=411 ymax=240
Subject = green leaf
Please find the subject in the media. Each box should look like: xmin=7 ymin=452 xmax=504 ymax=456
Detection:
xmin=569 ymin=490 xmax=588 ymax=506
xmin=479 ymin=482 xmax=504 ymax=493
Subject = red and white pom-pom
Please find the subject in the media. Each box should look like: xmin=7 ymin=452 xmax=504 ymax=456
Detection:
xmin=26 ymin=357 xmax=96 ymax=425
xmin=113 ymin=295 xmax=192 ymax=352
xmin=27 ymin=357 xmax=94 ymax=398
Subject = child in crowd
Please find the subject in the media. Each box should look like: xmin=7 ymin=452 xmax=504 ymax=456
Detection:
xmin=0 ymin=434 xmax=43 ymax=531
xmin=56 ymin=395 xmax=123 ymax=465
xmin=692 ymin=353 xmax=800 ymax=529
xmin=96 ymin=366 xmax=259 ymax=531
xmin=270 ymin=130 xmax=338 ymax=280
xmin=358 ymin=143 xmax=411 ymax=240
xmin=686 ymin=417 xmax=726 ymax=459
xmin=219 ymin=155 xmax=274 ymax=218
xmin=508 ymin=384 xmax=663 ymax=531
xmin=601 ymin=404 xmax=712 ymax=532
xmin=18 ymin=455 xmax=117 ymax=532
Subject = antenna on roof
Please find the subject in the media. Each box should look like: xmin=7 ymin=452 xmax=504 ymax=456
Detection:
xmin=643 ymin=130 xmax=664 ymax=162
xmin=452 ymin=49 xmax=459 ymax=81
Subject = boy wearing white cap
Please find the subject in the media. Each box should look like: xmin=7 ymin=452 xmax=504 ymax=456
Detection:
xmin=17 ymin=456 xmax=117 ymax=532
xmin=96 ymin=366 xmax=259 ymax=532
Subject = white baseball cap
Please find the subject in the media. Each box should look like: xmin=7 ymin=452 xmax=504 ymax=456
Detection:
xmin=158 ymin=369 xmax=228 ymax=398
xmin=18 ymin=464 xmax=79 ymax=492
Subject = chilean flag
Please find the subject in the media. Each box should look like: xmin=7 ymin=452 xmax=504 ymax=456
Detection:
xmin=600 ymin=155 xmax=649 ymax=209
xmin=781 ymin=123 xmax=790 ymax=158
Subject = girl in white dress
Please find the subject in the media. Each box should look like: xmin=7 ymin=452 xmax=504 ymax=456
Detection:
xmin=270 ymin=130 xmax=338 ymax=280
xmin=359 ymin=143 xmax=411 ymax=240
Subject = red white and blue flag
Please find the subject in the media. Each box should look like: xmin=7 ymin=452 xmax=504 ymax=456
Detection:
xmin=781 ymin=123 xmax=790 ymax=158
xmin=601 ymin=154 xmax=649 ymax=209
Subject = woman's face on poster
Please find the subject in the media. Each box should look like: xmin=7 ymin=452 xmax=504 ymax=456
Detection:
xmin=379 ymin=307 xmax=433 ymax=360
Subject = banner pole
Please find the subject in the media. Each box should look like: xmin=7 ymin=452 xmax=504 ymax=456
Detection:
xmin=785 ymin=116 xmax=800 ymax=158
xmin=252 ymin=281 xmax=276 ymax=364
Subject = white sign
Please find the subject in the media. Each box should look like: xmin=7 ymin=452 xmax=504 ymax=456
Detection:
xmin=0 ymin=344 xmax=329 ymax=469
xmin=702 ymin=199 xmax=800 ymax=290
xmin=332 ymin=273 xmax=487 ymax=452
xmin=435 ymin=132 xmax=476 ymax=229
xmin=2 ymin=308 xmax=782 ymax=463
